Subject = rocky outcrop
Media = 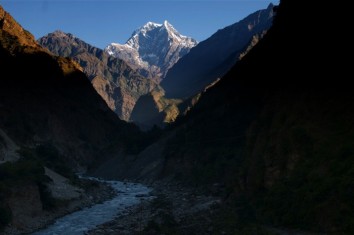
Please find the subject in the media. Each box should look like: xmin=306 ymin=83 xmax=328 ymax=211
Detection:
xmin=0 ymin=7 xmax=39 ymax=51
xmin=6 ymin=183 xmax=43 ymax=231
xmin=44 ymin=167 xmax=83 ymax=200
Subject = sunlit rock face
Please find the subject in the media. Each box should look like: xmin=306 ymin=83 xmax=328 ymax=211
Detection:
xmin=39 ymin=31 xmax=158 ymax=121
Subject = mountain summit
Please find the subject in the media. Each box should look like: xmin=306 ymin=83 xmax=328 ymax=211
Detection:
xmin=105 ymin=21 xmax=197 ymax=81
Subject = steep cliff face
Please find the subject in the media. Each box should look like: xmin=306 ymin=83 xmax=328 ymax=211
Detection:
xmin=38 ymin=31 xmax=157 ymax=121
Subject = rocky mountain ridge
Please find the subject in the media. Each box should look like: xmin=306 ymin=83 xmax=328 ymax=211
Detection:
xmin=161 ymin=4 xmax=274 ymax=99
xmin=38 ymin=31 xmax=158 ymax=121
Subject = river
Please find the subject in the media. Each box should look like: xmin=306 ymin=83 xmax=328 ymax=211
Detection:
xmin=31 ymin=178 xmax=152 ymax=235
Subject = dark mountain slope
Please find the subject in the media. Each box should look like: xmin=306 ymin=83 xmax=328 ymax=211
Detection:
xmin=161 ymin=4 xmax=274 ymax=99
xmin=124 ymin=7 xmax=274 ymax=129
xmin=1 ymin=5 xmax=155 ymax=232
xmin=151 ymin=0 xmax=353 ymax=233
xmin=38 ymin=31 xmax=157 ymax=121
xmin=0 ymin=6 xmax=149 ymax=168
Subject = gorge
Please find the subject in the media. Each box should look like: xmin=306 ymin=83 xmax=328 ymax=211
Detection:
xmin=1 ymin=1 xmax=353 ymax=234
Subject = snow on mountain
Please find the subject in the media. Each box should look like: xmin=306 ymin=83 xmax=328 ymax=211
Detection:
xmin=105 ymin=21 xmax=198 ymax=82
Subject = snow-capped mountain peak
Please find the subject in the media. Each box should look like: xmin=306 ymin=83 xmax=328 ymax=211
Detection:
xmin=162 ymin=20 xmax=180 ymax=39
xmin=132 ymin=21 xmax=162 ymax=37
xmin=105 ymin=21 xmax=198 ymax=81
xmin=163 ymin=20 xmax=173 ymax=30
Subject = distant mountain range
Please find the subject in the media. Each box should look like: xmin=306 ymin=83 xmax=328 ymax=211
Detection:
xmin=38 ymin=21 xmax=197 ymax=123
xmin=39 ymin=7 xmax=273 ymax=129
xmin=161 ymin=4 xmax=274 ymax=99
xmin=105 ymin=21 xmax=198 ymax=82
xmin=38 ymin=31 xmax=158 ymax=121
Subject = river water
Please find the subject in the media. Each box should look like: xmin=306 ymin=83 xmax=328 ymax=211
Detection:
xmin=32 ymin=179 xmax=151 ymax=235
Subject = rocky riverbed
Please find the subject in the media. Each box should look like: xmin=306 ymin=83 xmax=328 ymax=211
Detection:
xmin=30 ymin=180 xmax=152 ymax=235
xmin=3 ymin=178 xmax=116 ymax=235
xmin=86 ymin=182 xmax=222 ymax=235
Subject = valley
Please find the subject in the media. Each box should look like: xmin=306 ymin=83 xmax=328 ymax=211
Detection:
xmin=1 ymin=0 xmax=353 ymax=234
xmin=38 ymin=6 xmax=273 ymax=129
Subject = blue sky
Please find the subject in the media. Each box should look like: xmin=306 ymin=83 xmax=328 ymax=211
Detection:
xmin=1 ymin=0 xmax=278 ymax=49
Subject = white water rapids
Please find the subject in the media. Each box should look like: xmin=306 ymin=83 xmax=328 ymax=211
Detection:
xmin=31 ymin=178 xmax=152 ymax=235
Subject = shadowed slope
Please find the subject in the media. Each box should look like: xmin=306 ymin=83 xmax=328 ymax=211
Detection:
xmin=162 ymin=4 xmax=274 ymax=99
xmin=97 ymin=0 xmax=354 ymax=233
xmin=39 ymin=31 xmax=158 ymax=121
